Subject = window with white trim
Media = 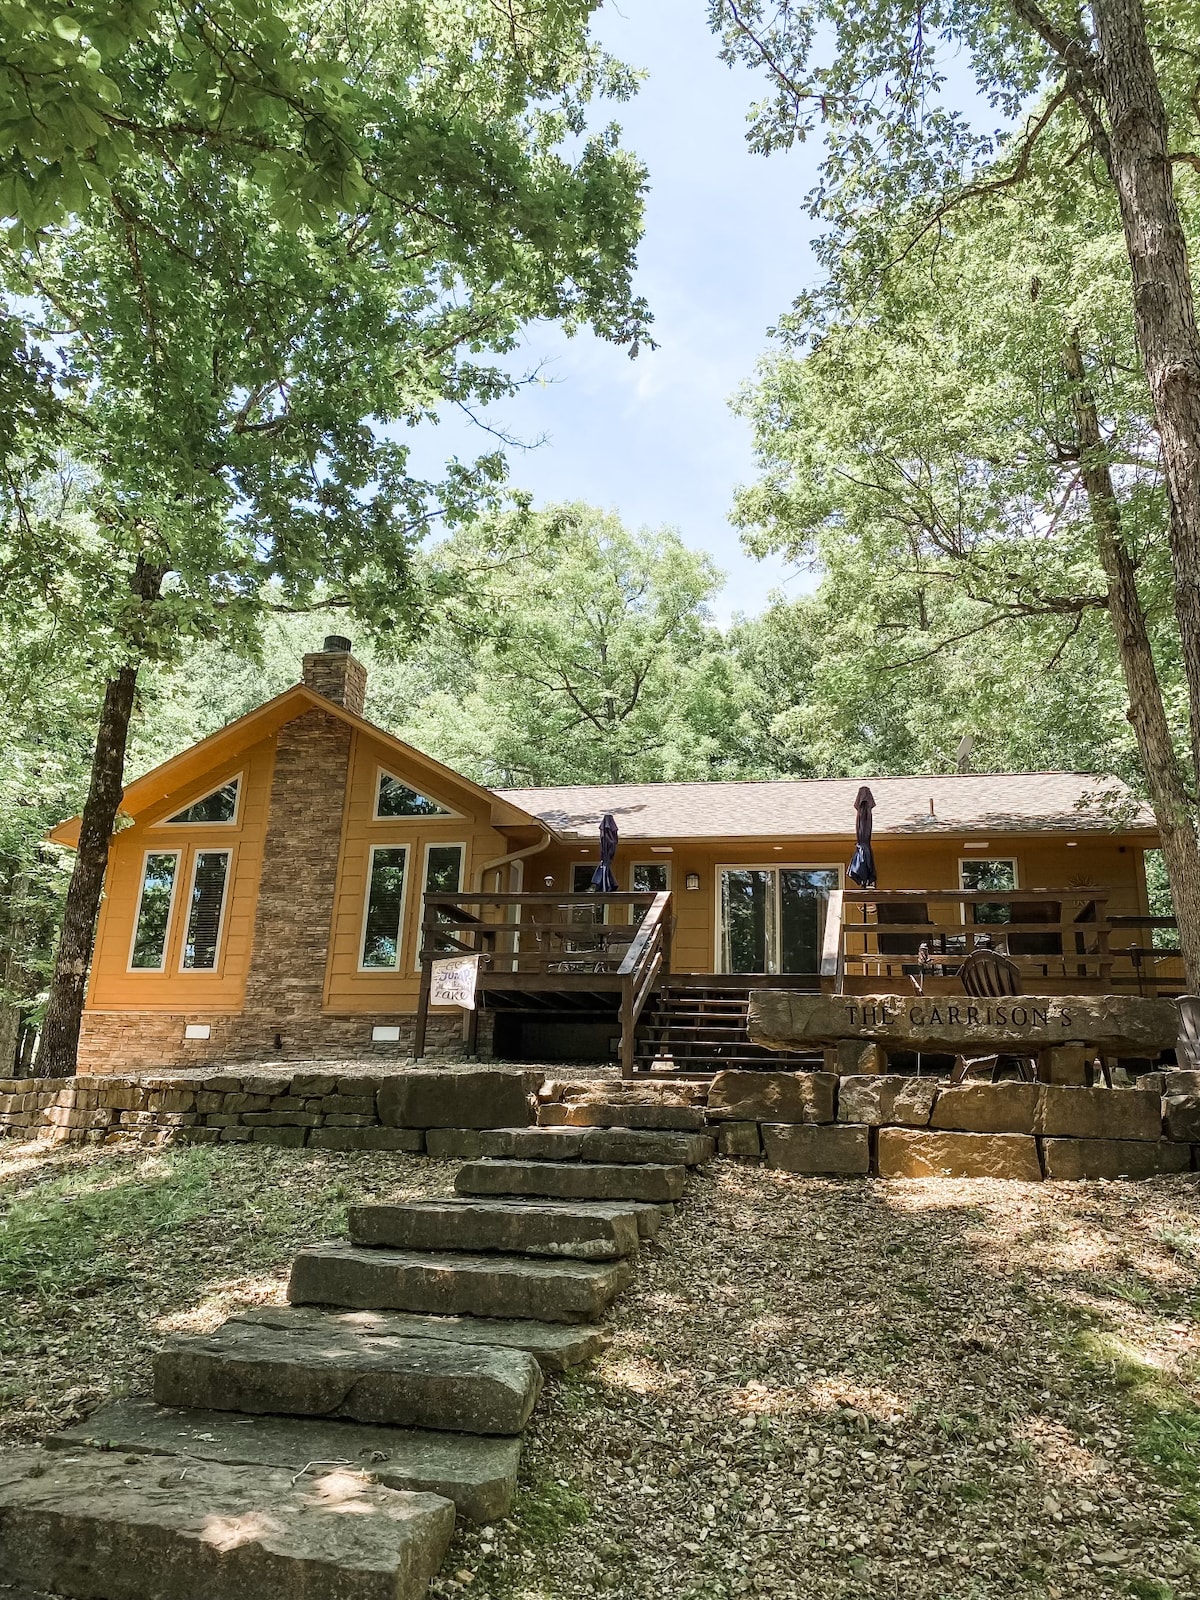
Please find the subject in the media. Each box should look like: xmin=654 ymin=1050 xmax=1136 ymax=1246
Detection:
xmin=375 ymin=771 xmax=452 ymax=818
xmin=420 ymin=843 xmax=465 ymax=964
xmin=959 ymin=857 xmax=1018 ymax=925
xmin=181 ymin=849 xmax=231 ymax=970
xmin=361 ymin=846 xmax=408 ymax=969
xmin=167 ymin=777 xmax=239 ymax=824
xmin=130 ymin=852 xmax=180 ymax=969
xmin=631 ymin=861 xmax=670 ymax=925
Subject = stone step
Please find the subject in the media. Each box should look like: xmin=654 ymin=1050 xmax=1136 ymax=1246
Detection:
xmin=0 ymin=1446 xmax=454 ymax=1600
xmin=538 ymin=1102 xmax=708 ymax=1131
xmin=153 ymin=1316 xmax=543 ymax=1435
xmin=350 ymin=1198 xmax=642 ymax=1260
xmin=53 ymin=1398 xmax=520 ymax=1523
xmin=456 ymin=1160 xmax=689 ymax=1205
xmin=232 ymin=1304 xmax=607 ymax=1373
xmin=477 ymin=1126 xmax=714 ymax=1165
xmin=288 ymin=1241 xmax=633 ymax=1324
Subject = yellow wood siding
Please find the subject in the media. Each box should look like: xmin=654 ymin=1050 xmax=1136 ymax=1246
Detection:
xmin=86 ymin=735 xmax=275 ymax=1011
xmin=323 ymin=729 xmax=512 ymax=1010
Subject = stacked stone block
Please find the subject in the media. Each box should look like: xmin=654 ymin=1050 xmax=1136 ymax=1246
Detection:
xmin=703 ymin=1068 xmax=1200 ymax=1180
xmin=0 ymin=1069 xmax=541 ymax=1150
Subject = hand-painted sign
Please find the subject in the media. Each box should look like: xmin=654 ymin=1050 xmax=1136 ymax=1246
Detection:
xmin=429 ymin=954 xmax=480 ymax=1010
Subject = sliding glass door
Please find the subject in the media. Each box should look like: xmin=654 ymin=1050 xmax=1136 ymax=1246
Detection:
xmin=719 ymin=866 xmax=840 ymax=974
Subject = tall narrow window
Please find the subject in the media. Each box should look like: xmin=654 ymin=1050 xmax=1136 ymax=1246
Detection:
xmin=130 ymin=852 xmax=179 ymax=970
xmin=167 ymin=778 xmax=239 ymax=824
xmin=362 ymin=846 xmax=408 ymax=969
xmin=375 ymin=772 xmax=451 ymax=818
xmin=421 ymin=844 xmax=465 ymax=963
xmin=182 ymin=850 xmax=231 ymax=969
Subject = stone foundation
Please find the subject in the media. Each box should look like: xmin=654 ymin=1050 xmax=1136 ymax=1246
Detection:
xmin=76 ymin=1010 xmax=490 ymax=1075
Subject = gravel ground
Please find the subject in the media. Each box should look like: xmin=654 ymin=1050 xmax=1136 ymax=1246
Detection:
xmin=435 ymin=1164 xmax=1200 ymax=1600
xmin=3 ymin=1139 xmax=1199 ymax=1600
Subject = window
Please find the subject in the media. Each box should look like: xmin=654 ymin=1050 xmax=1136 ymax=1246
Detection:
xmin=181 ymin=850 xmax=231 ymax=970
xmin=631 ymin=862 xmax=670 ymax=925
xmin=571 ymin=861 xmax=604 ymax=926
xmin=130 ymin=852 xmax=180 ymax=969
xmin=420 ymin=843 xmax=465 ymax=964
xmin=361 ymin=846 xmax=408 ymax=969
xmin=960 ymin=857 xmax=1018 ymax=924
xmin=167 ymin=778 xmax=239 ymax=824
xmin=375 ymin=771 xmax=451 ymax=819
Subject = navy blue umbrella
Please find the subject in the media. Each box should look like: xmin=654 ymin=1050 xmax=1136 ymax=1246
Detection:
xmin=590 ymin=813 xmax=619 ymax=893
xmin=847 ymin=785 xmax=877 ymax=888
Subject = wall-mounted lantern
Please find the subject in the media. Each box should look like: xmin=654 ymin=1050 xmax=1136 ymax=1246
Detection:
xmin=685 ymin=872 xmax=701 ymax=892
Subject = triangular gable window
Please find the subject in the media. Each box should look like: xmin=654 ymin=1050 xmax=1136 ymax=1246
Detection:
xmin=376 ymin=771 xmax=453 ymax=818
xmin=167 ymin=778 xmax=240 ymax=825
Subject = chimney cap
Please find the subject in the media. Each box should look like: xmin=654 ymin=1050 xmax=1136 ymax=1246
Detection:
xmin=322 ymin=635 xmax=352 ymax=653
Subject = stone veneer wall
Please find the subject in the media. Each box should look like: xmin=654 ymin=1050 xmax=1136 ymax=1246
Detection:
xmin=75 ymin=1011 xmax=482 ymax=1076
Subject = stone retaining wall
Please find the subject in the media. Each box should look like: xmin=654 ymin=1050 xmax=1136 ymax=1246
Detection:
xmin=6 ymin=1064 xmax=1200 ymax=1181
xmin=707 ymin=1069 xmax=1200 ymax=1180
xmin=0 ymin=1068 xmax=541 ymax=1149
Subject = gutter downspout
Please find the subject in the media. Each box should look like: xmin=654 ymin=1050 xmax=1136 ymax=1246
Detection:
xmin=474 ymin=828 xmax=553 ymax=892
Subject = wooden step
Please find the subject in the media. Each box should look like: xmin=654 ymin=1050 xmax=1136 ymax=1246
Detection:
xmin=350 ymin=1198 xmax=642 ymax=1259
xmin=0 ymin=1447 xmax=455 ymax=1600
xmin=288 ymin=1241 xmax=633 ymax=1324
xmin=53 ymin=1397 xmax=521 ymax=1523
xmin=456 ymin=1160 xmax=688 ymax=1205
xmin=153 ymin=1316 xmax=544 ymax=1435
xmin=476 ymin=1126 xmax=713 ymax=1166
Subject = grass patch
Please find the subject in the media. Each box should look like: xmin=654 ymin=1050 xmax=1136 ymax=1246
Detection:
xmin=513 ymin=1472 xmax=592 ymax=1544
xmin=1075 ymin=1331 xmax=1200 ymax=1520
xmin=1126 ymin=1579 xmax=1176 ymax=1600
xmin=0 ymin=1141 xmax=442 ymax=1442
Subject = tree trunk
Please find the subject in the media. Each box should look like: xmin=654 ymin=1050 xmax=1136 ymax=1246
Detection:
xmin=34 ymin=557 xmax=164 ymax=1078
xmin=1091 ymin=0 xmax=1200 ymax=789
xmin=1065 ymin=333 xmax=1200 ymax=988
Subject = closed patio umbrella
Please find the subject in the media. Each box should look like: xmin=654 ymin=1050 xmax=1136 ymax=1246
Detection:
xmin=847 ymin=785 xmax=877 ymax=888
xmin=590 ymin=813 xmax=619 ymax=893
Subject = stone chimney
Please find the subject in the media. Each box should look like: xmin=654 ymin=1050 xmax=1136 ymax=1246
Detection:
xmin=302 ymin=635 xmax=367 ymax=717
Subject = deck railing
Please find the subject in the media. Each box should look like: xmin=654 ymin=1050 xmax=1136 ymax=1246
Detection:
xmin=413 ymin=889 xmax=673 ymax=1074
xmin=821 ymin=888 xmax=1184 ymax=996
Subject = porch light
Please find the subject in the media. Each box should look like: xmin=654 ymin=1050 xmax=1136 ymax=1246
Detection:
xmin=685 ymin=872 xmax=701 ymax=892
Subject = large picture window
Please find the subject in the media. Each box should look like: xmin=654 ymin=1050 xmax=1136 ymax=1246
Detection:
xmin=361 ymin=846 xmax=408 ymax=969
xmin=130 ymin=852 xmax=180 ymax=970
xmin=182 ymin=849 xmax=231 ymax=970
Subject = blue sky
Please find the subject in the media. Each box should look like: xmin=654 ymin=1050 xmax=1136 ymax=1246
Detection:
xmin=413 ymin=0 xmax=827 ymax=624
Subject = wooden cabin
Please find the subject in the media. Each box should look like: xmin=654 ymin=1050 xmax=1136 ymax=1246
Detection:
xmin=50 ymin=639 xmax=1175 ymax=1076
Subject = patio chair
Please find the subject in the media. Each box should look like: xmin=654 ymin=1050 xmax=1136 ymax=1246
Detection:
xmin=875 ymin=901 xmax=938 ymax=982
xmin=949 ymin=949 xmax=1037 ymax=1084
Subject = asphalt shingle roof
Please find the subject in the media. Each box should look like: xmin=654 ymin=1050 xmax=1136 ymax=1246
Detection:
xmin=492 ymin=773 xmax=1153 ymax=841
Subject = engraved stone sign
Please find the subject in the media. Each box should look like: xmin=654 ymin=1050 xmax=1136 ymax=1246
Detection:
xmin=748 ymin=991 xmax=1178 ymax=1055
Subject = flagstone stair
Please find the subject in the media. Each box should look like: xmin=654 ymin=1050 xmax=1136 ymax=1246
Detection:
xmin=0 ymin=1115 xmax=700 ymax=1600
xmin=538 ymin=1100 xmax=708 ymax=1130
xmin=287 ymin=1241 xmax=635 ymax=1322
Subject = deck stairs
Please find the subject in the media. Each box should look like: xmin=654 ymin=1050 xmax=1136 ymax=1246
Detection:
xmin=632 ymin=978 xmax=823 ymax=1076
